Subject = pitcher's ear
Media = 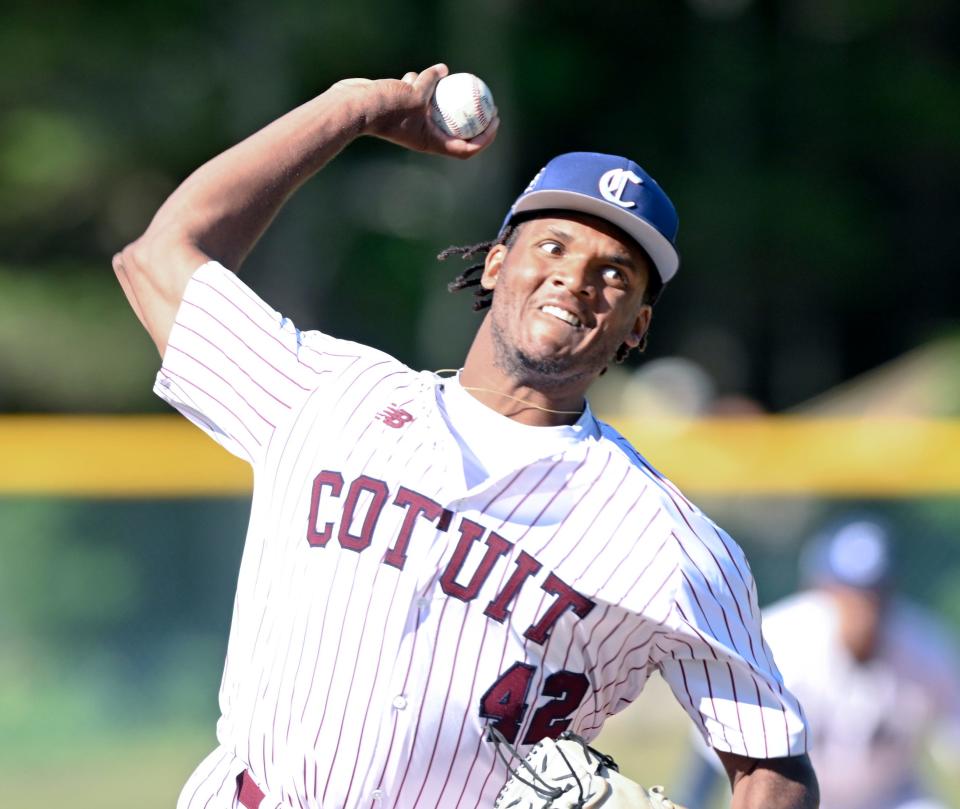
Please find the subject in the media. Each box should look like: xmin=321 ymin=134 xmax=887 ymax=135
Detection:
xmin=481 ymin=244 xmax=507 ymax=290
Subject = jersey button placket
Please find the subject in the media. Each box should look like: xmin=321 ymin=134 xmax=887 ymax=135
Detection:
xmin=391 ymin=694 xmax=407 ymax=710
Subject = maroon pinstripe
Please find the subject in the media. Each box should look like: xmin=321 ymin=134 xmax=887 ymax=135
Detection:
xmin=166 ymin=344 xmax=278 ymax=428
xmin=180 ymin=298 xmax=313 ymax=390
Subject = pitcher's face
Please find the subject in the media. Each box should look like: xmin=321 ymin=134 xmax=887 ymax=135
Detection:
xmin=480 ymin=212 xmax=654 ymax=387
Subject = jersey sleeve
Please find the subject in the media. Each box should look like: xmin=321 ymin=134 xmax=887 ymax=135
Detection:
xmin=154 ymin=261 xmax=358 ymax=466
xmin=655 ymin=511 xmax=809 ymax=760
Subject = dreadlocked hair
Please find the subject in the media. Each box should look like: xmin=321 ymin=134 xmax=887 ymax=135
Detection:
xmin=439 ymin=222 xmax=662 ymax=364
xmin=439 ymin=224 xmax=520 ymax=312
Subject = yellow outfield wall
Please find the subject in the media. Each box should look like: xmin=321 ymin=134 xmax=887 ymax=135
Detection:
xmin=1 ymin=415 xmax=959 ymax=497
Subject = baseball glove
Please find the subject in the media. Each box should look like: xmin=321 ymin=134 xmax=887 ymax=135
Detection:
xmin=488 ymin=727 xmax=686 ymax=809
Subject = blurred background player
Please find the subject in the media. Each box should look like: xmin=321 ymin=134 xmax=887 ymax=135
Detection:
xmin=676 ymin=516 xmax=960 ymax=809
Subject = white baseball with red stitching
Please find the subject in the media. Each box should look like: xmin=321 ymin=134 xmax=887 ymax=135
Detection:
xmin=430 ymin=72 xmax=496 ymax=140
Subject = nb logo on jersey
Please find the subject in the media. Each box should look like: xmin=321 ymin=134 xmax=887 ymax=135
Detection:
xmin=377 ymin=405 xmax=414 ymax=429
xmin=598 ymin=168 xmax=643 ymax=209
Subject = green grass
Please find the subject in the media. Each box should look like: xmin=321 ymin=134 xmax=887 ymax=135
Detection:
xmin=0 ymin=727 xmax=213 ymax=809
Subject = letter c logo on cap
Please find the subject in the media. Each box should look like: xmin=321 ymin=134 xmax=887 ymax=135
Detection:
xmin=598 ymin=168 xmax=643 ymax=208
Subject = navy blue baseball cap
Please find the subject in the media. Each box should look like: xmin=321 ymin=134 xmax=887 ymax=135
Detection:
xmin=498 ymin=152 xmax=680 ymax=283
xmin=800 ymin=517 xmax=894 ymax=590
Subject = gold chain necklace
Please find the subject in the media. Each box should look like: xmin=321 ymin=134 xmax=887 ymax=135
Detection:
xmin=434 ymin=369 xmax=584 ymax=417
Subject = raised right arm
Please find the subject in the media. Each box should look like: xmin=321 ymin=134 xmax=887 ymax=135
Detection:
xmin=112 ymin=64 xmax=498 ymax=356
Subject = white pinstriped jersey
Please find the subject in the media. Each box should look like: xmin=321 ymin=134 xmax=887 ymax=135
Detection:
xmin=157 ymin=262 xmax=808 ymax=809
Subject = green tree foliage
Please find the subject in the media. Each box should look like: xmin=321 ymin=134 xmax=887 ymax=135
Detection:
xmin=0 ymin=0 xmax=958 ymax=411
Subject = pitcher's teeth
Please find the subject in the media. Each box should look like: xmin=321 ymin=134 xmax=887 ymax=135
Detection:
xmin=542 ymin=305 xmax=581 ymax=327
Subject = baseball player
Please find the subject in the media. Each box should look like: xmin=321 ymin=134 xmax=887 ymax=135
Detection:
xmin=676 ymin=517 xmax=960 ymax=809
xmin=112 ymin=64 xmax=818 ymax=809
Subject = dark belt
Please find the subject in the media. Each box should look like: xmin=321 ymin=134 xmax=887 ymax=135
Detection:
xmin=238 ymin=769 xmax=266 ymax=809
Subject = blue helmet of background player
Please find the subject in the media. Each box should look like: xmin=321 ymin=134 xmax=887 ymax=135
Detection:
xmin=799 ymin=516 xmax=896 ymax=662
xmin=799 ymin=516 xmax=894 ymax=592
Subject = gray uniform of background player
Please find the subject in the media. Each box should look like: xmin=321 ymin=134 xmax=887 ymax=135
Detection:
xmin=676 ymin=518 xmax=960 ymax=809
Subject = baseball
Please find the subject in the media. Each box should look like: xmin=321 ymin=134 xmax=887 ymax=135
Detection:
xmin=430 ymin=72 xmax=497 ymax=140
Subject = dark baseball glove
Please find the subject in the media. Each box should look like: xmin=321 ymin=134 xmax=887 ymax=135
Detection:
xmin=488 ymin=727 xmax=686 ymax=809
